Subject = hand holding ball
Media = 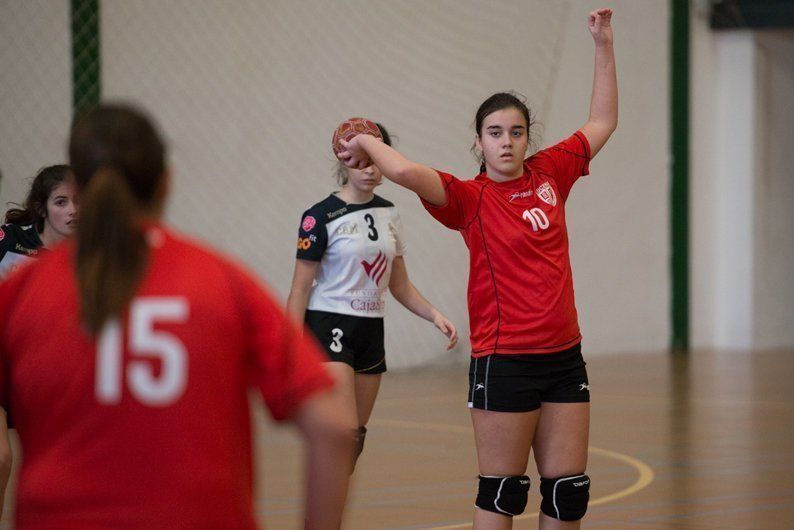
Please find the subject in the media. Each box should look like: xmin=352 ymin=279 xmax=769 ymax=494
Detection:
xmin=332 ymin=117 xmax=382 ymax=156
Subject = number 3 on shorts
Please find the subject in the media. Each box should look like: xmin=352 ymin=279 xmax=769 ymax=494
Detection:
xmin=330 ymin=328 xmax=344 ymax=353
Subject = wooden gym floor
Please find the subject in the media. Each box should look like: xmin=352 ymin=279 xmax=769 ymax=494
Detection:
xmin=2 ymin=349 xmax=793 ymax=528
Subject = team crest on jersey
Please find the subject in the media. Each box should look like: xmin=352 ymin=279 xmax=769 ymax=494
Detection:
xmin=536 ymin=182 xmax=557 ymax=206
xmin=361 ymin=250 xmax=387 ymax=286
xmin=301 ymin=215 xmax=316 ymax=232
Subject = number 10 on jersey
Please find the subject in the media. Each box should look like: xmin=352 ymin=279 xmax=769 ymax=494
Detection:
xmin=523 ymin=208 xmax=549 ymax=232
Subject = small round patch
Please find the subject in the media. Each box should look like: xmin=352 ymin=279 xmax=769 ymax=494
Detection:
xmin=302 ymin=215 xmax=316 ymax=232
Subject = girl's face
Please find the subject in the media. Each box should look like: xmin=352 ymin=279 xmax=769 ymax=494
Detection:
xmin=345 ymin=163 xmax=383 ymax=194
xmin=43 ymin=179 xmax=78 ymax=241
xmin=475 ymin=107 xmax=529 ymax=181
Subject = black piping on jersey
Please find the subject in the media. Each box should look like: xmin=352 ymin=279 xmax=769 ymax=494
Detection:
xmin=474 ymin=181 xmax=503 ymax=351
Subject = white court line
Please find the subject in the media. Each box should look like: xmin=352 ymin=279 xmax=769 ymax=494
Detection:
xmin=368 ymin=418 xmax=655 ymax=530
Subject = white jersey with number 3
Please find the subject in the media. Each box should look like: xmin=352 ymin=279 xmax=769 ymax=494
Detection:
xmin=296 ymin=193 xmax=405 ymax=318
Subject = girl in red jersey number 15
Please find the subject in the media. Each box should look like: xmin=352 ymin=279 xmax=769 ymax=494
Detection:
xmin=337 ymin=9 xmax=617 ymax=530
xmin=0 ymin=105 xmax=353 ymax=529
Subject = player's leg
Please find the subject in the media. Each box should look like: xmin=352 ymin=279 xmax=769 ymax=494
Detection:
xmin=350 ymin=316 xmax=386 ymax=467
xmin=305 ymin=310 xmax=362 ymax=470
xmin=533 ymin=344 xmax=591 ymax=529
xmin=352 ymin=373 xmax=381 ymax=464
xmin=533 ymin=402 xmax=590 ymax=530
xmin=471 ymin=409 xmax=538 ymax=530
xmin=468 ymin=355 xmax=539 ymax=530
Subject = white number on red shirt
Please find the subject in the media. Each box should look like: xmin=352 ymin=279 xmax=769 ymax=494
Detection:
xmin=522 ymin=208 xmax=550 ymax=232
xmin=96 ymin=297 xmax=189 ymax=406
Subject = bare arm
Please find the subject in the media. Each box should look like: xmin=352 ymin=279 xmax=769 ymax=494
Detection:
xmin=0 ymin=410 xmax=11 ymax=521
xmin=579 ymin=8 xmax=618 ymax=158
xmin=292 ymin=390 xmax=354 ymax=530
xmin=388 ymin=256 xmax=458 ymax=350
xmin=286 ymin=259 xmax=320 ymax=325
xmin=338 ymin=135 xmax=447 ymax=206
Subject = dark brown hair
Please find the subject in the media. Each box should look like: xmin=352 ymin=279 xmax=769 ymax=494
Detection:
xmin=5 ymin=165 xmax=73 ymax=232
xmin=472 ymin=92 xmax=535 ymax=173
xmin=68 ymin=104 xmax=166 ymax=333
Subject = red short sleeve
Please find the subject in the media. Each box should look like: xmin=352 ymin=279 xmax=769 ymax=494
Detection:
xmin=528 ymin=131 xmax=591 ymax=202
xmin=232 ymin=267 xmax=333 ymax=421
xmin=420 ymin=171 xmax=481 ymax=230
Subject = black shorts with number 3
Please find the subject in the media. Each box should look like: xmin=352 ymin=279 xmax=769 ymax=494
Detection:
xmin=305 ymin=309 xmax=387 ymax=374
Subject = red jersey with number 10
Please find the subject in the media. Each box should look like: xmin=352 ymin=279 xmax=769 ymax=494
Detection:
xmin=422 ymin=131 xmax=590 ymax=357
xmin=0 ymin=225 xmax=333 ymax=529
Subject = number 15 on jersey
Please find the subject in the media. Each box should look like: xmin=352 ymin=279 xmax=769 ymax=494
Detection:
xmin=96 ymin=297 xmax=190 ymax=406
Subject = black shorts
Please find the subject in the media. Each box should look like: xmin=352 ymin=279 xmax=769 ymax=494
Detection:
xmin=468 ymin=343 xmax=589 ymax=412
xmin=305 ymin=310 xmax=386 ymax=374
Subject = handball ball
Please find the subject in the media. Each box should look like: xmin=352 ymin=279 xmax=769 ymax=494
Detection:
xmin=332 ymin=117 xmax=382 ymax=155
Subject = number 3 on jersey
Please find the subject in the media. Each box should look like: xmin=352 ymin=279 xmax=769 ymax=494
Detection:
xmin=522 ymin=207 xmax=550 ymax=232
xmin=364 ymin=213 xmax=378 ymax=241
xmin=96 ymin=297 xmax=189 ymax=406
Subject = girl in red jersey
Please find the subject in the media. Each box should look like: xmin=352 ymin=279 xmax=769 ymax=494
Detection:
xmin=337 ymin=9 xmax=617 ymax=529
xmin=0 ymin=104 xmax=353 ymax=529
xmin=287 ymin=122 xmax=457 ymax=472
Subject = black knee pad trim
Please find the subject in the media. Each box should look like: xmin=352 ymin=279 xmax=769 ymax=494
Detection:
xmin=540 ymin=474 xmax=590 ymax=521
xmin=350 ymin=426 xmax=367 ymax=474
xmin=355 ymin=426 xmax=367 ymax=459
xmin=475 ymin=475 xmax=530 ymax=516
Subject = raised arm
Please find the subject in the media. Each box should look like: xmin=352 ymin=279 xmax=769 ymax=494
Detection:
xmin=286 ymin=259 xmax=320 ymax=326
xmin=338 ymin=134 xmax=447 ymax=206
xmin=388 ymin=256 xmax=458 ymax=350
xmin=579 ymin=8 xmax=618 ymax=158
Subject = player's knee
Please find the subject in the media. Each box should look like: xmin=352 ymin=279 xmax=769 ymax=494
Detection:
xmin=354 ymin=426 xmax=367 ymax=460
xmin=350 ymin=426 xmax=367 ymax=473
xmin=475 ymin=475 xmax=530 ymax=516
xmin=540 ymin=474 xmax=590 ymax=521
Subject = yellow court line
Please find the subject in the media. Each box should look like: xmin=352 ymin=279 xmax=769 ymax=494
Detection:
xmin=368 ymin=418 xmax=655 ymax=530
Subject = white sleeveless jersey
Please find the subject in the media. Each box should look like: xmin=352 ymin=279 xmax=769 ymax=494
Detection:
xmin=296 ymin=194 xmax=405 ymax=318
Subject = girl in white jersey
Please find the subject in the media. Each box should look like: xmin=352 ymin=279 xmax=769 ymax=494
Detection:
xmin=336 ymin=10 xmax=617 ymax=529
xmin=287 ymin=122 xmax=458 ymax=471
xmin=0 ymin=165 xmax=78 ymax=279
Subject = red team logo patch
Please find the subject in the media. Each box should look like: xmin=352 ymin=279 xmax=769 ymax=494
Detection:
xmin=301 ymin=215 xmax=316 ymax=232
xmin=536 ymin=182 xmax=557 ymax=206
xmin=0 ymin=227 xmax=4 ymax=241
xmin=361 ymin=251 xmax=387 ymax=286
